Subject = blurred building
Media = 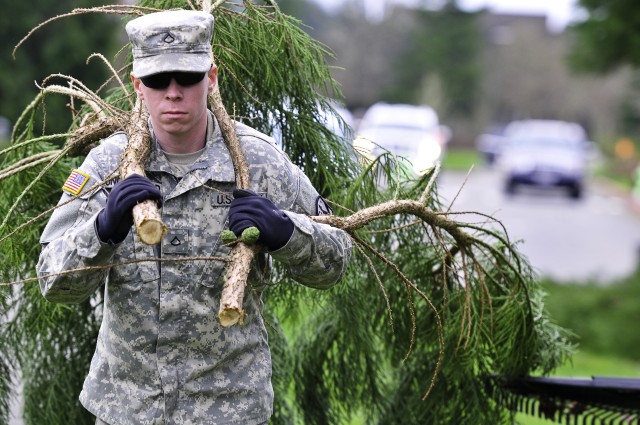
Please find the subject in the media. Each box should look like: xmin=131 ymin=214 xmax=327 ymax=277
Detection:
xmin=299 ymin=3 xmax=632 ymax=147
xmin=477 ymin=12 xmax=630 ymax=145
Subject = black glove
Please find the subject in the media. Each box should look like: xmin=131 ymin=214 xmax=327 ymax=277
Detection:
xmin=228 ymin=189 xmax=294 ymax=251
xmin=96 ymin=174 xmax=162 ymax=245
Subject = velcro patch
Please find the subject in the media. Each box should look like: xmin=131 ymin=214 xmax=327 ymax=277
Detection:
xmin=316 ymin=196 xmax=333 ymax=216
xmin=62 ymin=169 xmax=90 ymax=195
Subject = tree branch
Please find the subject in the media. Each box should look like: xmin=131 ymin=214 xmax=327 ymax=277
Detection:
xmin=120 ymin=98 xmax=167 ymax=244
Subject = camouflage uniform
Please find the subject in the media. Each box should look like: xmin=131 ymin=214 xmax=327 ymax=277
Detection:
xmin=36 ymin=112 xmax=353 ymax=424
xmin=126 ymin=10 xmax=214 ymax=78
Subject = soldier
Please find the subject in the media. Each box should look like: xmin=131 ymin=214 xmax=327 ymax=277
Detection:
xmin=36 ymin=10 xmax=353 ymax=425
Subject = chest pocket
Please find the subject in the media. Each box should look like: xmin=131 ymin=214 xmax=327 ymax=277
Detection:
xmin=107 ymin=230 xmax=160 ymax=291
xmin=160 ymin=186 xmax=233 ymax=290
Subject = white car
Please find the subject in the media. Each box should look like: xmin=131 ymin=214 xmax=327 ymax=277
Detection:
xmin=353 ymin=102 xmax=448 ymax=177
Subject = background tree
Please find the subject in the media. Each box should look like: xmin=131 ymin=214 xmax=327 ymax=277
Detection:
xmin=0 ymin=0 xmax=120 ymax=136
xmin=301 ymin=0 xmax=482 ymax=117
xmin=0 ymin=1 xmax=572 ymax=424
xmin=569 ymin=0 xmax=640 ymax=73
xmin=569 ymin=0 xmax=640 ymax=157
xmin=382 ymin=1 xmax=481 ymax=120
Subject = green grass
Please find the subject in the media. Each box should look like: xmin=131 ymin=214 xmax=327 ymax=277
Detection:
xmin=556 ymin=351 xmax=640 ymax=377
xmin=441 ymin=148 xmax=483 ymax=171
xmin=540 ymin=278 xmax=640 ymax=360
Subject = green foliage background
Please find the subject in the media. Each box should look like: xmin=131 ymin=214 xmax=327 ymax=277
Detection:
xmin=0 ymin=0 xmax=120 ymax=135
xmin=569 ymin=0 xmax=640 ymax=73
xmin=542 ymin=270 xmax=640 ymax=362
xmin=382 ymin=2 xmax=481 ymax=118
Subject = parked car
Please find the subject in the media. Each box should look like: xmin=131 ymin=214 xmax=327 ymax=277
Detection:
xmin=475 ymin=123 xmax=507 ymax=165
xmin=353 ymin=102 xmax=448 ymax=177
xmin=496 ymin=119 xmax=593 ymax=199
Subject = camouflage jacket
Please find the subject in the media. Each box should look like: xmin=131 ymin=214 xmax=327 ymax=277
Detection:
xmin=36 ymin=111 xmax=353 ymax=425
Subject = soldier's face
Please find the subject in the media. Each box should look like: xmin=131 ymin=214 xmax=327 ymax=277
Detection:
xmin=133 ymin=65 xmax=217 ymax=141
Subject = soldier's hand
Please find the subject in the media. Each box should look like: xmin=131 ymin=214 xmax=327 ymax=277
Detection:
xmin=228 ymin=189 xmax=294 ymax=251
xmin=96 ymin=174 xmax=162 ymax=245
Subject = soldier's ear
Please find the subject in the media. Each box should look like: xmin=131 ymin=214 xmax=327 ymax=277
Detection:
xmin=131 ymin=74 xmax=144 ymax=98
xmin=207 ymin=65 xmax=218 ymax=92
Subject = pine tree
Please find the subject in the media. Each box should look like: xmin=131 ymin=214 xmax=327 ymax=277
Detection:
xmin=0 ymin=1 xmax=573 ymax=424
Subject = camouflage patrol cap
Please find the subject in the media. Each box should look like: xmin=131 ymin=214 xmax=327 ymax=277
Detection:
xmin=126 ymin=10 xmax=214 ymax=78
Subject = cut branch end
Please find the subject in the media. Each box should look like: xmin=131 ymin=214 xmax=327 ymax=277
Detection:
xmin=218 ymin=307 xmax=245 ymax=327
xmin=134 ymin=206 xmax=167 ymax=245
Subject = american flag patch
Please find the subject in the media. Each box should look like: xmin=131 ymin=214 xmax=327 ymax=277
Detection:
xmin=62 ymin=169 xmax=90 ymax=195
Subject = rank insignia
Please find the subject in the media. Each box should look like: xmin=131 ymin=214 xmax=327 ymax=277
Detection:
xmin=62 ymin=169 xmax=90 ymax=195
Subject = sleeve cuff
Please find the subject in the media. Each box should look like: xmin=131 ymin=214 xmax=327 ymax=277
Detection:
xmin=268 ymin=211 xmax=313 ymax=263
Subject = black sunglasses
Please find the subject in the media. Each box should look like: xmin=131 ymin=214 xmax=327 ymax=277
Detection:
xmin=140 ymin=72 xmax=207 ymax=89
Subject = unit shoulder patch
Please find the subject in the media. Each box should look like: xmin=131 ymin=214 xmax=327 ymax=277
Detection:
xmin=316 ymin=196 xmax=333 ymax=216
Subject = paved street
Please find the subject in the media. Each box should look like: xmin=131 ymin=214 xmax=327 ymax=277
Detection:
xmin=437 ymin=167 xmax=640 ymax=284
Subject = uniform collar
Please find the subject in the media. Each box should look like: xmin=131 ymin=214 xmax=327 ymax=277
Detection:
xmin=146 ymin=111 xmax=236 ymax=184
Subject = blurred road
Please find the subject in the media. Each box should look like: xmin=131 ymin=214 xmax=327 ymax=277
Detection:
xmin=437 ymin=166 xmax=640 ymax=284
